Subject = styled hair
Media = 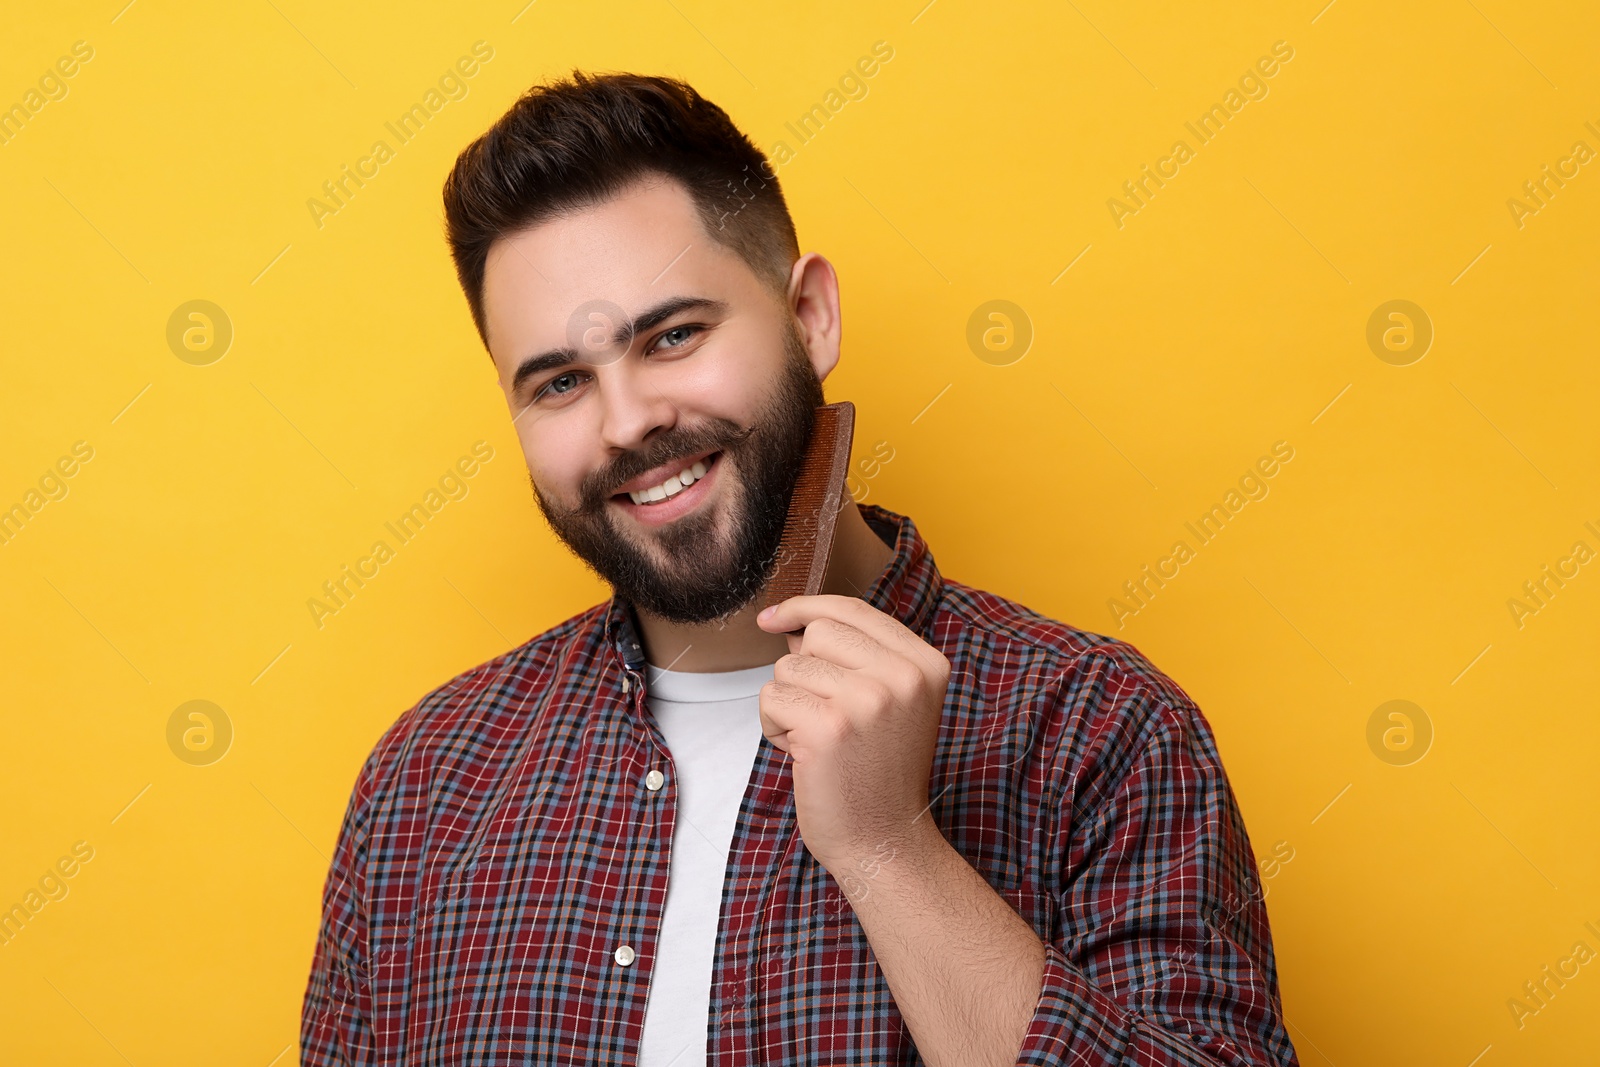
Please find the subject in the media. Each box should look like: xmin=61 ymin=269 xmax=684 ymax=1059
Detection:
xmin=442 ymin=70 xmax=800 ymax=351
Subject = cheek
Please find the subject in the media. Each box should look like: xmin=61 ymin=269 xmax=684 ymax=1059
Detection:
xmin=666 ymin=335 xmax=774 ymax=419
xmin=518 ymin=429 xmax=578 ymax=500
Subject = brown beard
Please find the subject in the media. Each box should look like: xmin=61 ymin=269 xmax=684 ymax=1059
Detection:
xmin=530 ymin=319 xmax=826 ymax=624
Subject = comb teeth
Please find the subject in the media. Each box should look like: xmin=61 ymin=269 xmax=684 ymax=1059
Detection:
xmin=762 ymin=400 xmax=856 ymax=609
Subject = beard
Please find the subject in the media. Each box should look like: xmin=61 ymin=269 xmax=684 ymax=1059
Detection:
xmin=530 ymin=320 xmax=826 ymax=625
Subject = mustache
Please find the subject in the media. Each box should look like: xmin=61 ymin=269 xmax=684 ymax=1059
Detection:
xmin=579 ymin=420 xmax=758 ymax=510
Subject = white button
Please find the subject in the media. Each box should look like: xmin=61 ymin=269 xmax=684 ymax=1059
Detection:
xmin=644 ymin=769 xmax=665 ymax=791
xmin=622 ymin=675 xmax=631 ymax=694
xmin=614 ymin=944 xmax=636 ymax=966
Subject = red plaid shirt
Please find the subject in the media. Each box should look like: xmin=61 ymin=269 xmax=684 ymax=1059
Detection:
xmin=302 ymin=503 xmax=1298 ymax=1066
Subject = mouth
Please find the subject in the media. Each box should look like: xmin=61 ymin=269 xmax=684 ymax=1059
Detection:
xmin=610 ymin=450 xmax=724 ymax=525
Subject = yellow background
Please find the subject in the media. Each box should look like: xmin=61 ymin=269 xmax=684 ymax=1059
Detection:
xmin=2 ymin=1 xmax=1596 ymax=1063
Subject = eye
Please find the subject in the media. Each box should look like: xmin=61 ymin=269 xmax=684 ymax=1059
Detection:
xmin=651 ymin=324 xmax=703 ymax=351
xmin=534 ymin=370 xmax=587 ymax=402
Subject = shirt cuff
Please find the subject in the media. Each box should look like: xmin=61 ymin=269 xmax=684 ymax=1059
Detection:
xmin=1013 ymin=942 xmax=1243 ymax=1067
xmin=1014 ymin=940 xmax=1137 ymax=1065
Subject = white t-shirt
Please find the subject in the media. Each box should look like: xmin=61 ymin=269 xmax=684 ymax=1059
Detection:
xmin=638 ymin=660 xmax=773 ymax=1067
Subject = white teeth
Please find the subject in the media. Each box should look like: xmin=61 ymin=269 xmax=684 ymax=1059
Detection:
xmin=626 ymin=454 xmax=714 ymax=506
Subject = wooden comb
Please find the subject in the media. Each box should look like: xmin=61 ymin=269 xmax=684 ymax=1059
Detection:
xmin=762 ymin=400 xmax=856 ymax=622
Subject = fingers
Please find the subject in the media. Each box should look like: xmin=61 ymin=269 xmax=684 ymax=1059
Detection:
xmin=766 ymin=595 xmax=946 ymax=681
xmin=760 ymin=678 xmax=825 ymax=752
xmin=773 ymin=649 xmax=848 ymax=700
xmin=794 ymin=616 xmax=883 ymax=672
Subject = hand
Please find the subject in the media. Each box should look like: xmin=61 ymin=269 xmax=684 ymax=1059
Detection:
xmin=755 ymin=594 xmax=951 ymax=874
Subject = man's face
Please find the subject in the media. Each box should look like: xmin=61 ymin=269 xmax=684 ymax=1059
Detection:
xmin=480 ymin=175 xmax=827 ymax=625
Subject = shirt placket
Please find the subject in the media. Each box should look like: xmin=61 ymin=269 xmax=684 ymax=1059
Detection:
xmin=607 ymin=625 xmax=681 ymax=1049
xmin=609 ymin=605 xmax=796 ymax=1067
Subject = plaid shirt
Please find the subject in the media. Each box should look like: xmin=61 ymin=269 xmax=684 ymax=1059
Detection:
xmin=302 ymin=503 xmax=1298 ymax=1066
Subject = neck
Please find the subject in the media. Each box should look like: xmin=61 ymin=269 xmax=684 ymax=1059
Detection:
xmin=631 ymin=499 xmax=895 ymax=672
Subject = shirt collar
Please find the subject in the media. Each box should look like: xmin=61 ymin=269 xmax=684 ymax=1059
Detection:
xmin=602 ymin=502 xmax=942 ymax=669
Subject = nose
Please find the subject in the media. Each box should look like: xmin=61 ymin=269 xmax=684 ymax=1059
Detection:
xmin=594 ymin=359 xmax=678 ymax=455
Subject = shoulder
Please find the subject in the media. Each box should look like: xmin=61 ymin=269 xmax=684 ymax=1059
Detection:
xmin=935 ymin=577 xmax=1198 ymax=712
xmin=352 ymin=601 xmax=609 ymax=798
xmin=932 ymin=578 xmax=1222 ymax=795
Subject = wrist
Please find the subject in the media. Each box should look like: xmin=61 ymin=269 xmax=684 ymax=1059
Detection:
xmin=822 ymin=814 xmax=950 ymax=891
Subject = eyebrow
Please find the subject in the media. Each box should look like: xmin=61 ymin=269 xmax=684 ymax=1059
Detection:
xmin=510 ymin=295 xmax=730 ymax=397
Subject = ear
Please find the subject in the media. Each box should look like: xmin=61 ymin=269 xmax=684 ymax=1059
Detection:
xmin=787 ymin=252 xmax=843 ymax=382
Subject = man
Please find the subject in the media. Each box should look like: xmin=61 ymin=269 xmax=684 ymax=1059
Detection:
xmin=302 ymin=71 xmax=1299 ymax=1067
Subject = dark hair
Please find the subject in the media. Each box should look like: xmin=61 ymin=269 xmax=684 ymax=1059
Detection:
xmin=442 ymin=70 xmax=800 ymax=352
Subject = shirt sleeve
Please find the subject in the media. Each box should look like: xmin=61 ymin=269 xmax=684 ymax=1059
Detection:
xmin=1013 ymin=658 xmax=1298 ymax=1067
xmin=300 ymin=751 xmax=380 ymax=1066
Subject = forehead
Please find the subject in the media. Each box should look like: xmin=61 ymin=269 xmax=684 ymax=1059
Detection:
xmin=480 ymin=175 xmax=754 ymax=368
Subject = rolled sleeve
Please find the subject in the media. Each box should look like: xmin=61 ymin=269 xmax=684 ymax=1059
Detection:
xmin=1015 ymin=941 xmax=1261 ymax=1066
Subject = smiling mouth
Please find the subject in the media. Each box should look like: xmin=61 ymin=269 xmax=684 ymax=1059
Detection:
xmin=612 ymin=451 xmax=722 ymax=507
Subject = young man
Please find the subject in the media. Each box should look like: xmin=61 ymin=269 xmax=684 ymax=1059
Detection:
xmin=302 ymin=71 xmax=1299 ymax=1067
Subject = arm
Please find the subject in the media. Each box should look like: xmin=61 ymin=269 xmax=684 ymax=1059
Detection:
xmin=1013 ymin=666 xmax=1296 ymax=1065
xmin=841 ymin=665 xmax=1295 ymax=1067
xmin=300 ymin=755 xmax=379 ymax=1066
xmin=836 ymin=817 xmax=1046 ymax=1067
xmin=753 ymin=597 xmax=1294 ymax=1065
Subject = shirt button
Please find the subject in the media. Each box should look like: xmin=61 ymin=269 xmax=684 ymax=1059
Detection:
xmin=614 ymin=944 xmax=636 ymax=966
xmin=644 ymin=769 xmax=665 ymax=791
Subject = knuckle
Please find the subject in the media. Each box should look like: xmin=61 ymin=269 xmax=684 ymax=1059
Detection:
xmin=784 ymin=654 xmax=823 ymax=680
xmin=826 ymin=713 xmax=852 ymax=746
xmin=772 ymin=680 xmax=816 ymax=708
xmin=891 ymin=659 xmax=921 ymax=691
